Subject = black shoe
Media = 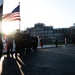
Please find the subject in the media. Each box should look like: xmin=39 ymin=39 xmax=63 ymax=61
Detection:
xmin=7 ymin=55 xmax=10 ymax=58
xmin=15 ymin=55 xmax=17 ymax=59
xmin=11 ymin=55 xmax=13 ymax=58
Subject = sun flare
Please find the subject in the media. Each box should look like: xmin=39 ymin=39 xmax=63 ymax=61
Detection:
xmin=2 ymin=21 xmax=19 ymax=35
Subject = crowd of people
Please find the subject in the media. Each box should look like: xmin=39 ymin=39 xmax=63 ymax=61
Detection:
xmin=0 ymin=29 xmax=39 ymax=59
xmin=0 ymin=29 xmax=59 ymax=59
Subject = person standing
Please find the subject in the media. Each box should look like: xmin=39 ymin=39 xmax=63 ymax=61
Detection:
xmin=35 ymin=36 xmax=38 ymax=50
xmin=33 ymin=35 xmax=38 ymax=50
xmin=55 ymin=39 xmax=58 ymax=47
xmin=14 ymin=29 xmax=21 ymax=59
xmin=0 ymin=33 xmax=3 ymax=59
xmin=65 ymin=37 xmax=67 ymax=46
xmin=7 ymin=34 xmax=13 ymax=58
xmin=40 ymin=38 xmax=43 ymax=47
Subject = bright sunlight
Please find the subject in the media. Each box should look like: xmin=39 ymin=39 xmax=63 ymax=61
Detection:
xmin=2 ymin=21 xmax=19 ymax=35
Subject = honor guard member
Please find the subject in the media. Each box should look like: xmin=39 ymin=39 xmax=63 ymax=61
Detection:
xmin=23 ymin=33 xmax=32 ymax=54
xmin=32 ymin=35 xmax=38 ymax=51
xmin=7 ymin=34 xmax=13 ymax=58
xmin=55 ymin=38 xmax=58 ymax=47
xmin=14 ymin=29 xmax=22 ymax=58
xmin=21 ymin=32 xmax=27 ymax=56
xmin=40 ymin=38 xmax=43 ymax=47
xmin=35 ymin=35 xmax=38 ymax=50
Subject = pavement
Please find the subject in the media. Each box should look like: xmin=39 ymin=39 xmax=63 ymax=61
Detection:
xmin=3 ymin=43 xmax=75 ymax=53
xmin=38 ymin=44 xmax=75 ymax=48
xmin=0 ymin=44 xmax=75 ymax=75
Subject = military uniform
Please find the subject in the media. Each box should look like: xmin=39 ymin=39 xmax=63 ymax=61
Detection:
xmin=14 ymin=31 xmax=22 ymax=58
xmin=32 ymin=36 xmax=38 ymax=50
xmin=7 ymin=34 xmax=13 ymax=58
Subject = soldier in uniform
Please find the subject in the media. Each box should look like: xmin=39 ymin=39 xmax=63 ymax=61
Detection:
xmin=55 ymin=39 xmax=58 ymax=47
xmin=27 ymin=33 xmax=32 ymax=53
xmin=14 ymin=29 xmax=22 ymax=58
xmin=40 ymin=38 xmax=43 ymax=47
xmin=24 ymin=33 xmax=32 ymax=54
xmin=21 ymin=33 xmax=29 ymax=55
xmin=0 ymin=33 xmax=3 ymax=59
xmin=7 ymin=34 xmax=13 ymax=58
xmin=32 ymin=35 xmax=38 ymax=51
xmin=35 ymin=36 xmax=38 ymax=50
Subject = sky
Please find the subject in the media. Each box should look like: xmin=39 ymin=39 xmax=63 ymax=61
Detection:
xmin=1 ymin=0 xmax=75 ymax=30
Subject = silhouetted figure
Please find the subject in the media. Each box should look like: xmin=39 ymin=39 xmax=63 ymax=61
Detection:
xmin=31 ymin=36 xmax=35 ymax=50
xmin=7 ymin=34 xmax=13 ymax=58
xmin=14 ymin=29 xmax=22 ymax=58
xmin=35 ymin=36 xmax=38 ymax=50
xmin=24 ymin=33 xmax=32 ymax=54
xmin=28 ymin=34 xmax=32 ymax=53
xmin=55 ymin=39 xmax=58 ymax=47
xmin=40 ymin=38 xmax=43 ymax=47
xmin=32 ymin=36 xmax=38 ymax=51
xmin=20 ymin=33 xmax=32 ymax=56
xmin=20 ymin=33 xmax=25 ymax=57
xmin=0 ymin=33 xmax=3 ymax=59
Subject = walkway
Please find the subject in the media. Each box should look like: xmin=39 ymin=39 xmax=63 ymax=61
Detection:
xmin=0 ymin=44 xmax=75 ymax=75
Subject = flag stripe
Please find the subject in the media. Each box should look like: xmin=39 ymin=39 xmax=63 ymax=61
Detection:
xmin=4 ymin=12 xmax=20 ymax=21
xmin=3 ymin=5 xmax=20 ymax=21
xmin=2 ymin=14 xmax=11 ymax=21
xmin=3 ymin=14 xmax=10 ymax=18
xmin=10 ymin=18 xmax=21 ymax=21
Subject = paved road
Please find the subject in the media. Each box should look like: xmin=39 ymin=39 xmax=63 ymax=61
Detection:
xmin=0 ymin=46 xmax=75 ymax=75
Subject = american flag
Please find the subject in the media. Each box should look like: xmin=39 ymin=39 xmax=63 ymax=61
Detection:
xmin=3 ymin=5 xmax=21 ymax=21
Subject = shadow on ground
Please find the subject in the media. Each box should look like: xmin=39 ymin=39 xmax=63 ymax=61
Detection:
xmin=1 ymin=56 xmax=22 ymax=75
xmin=1 ymin=47 xmax=75 ymax=75
xmin=0 ymin=50 xmax=38 ymax=75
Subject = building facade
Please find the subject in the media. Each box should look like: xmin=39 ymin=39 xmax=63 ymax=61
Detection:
xmin=26 ymin=23 xmax=75 ymax=44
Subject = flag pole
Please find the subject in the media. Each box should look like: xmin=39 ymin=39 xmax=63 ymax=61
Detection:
xmin=19 ymin=2 xmax=21 ymax=31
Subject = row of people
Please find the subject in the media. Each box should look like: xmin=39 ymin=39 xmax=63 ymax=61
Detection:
xmin=0 ymin=30 xmax=38 ymax=59
xmin=14 ymin=30 xmax=38 ymax=58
